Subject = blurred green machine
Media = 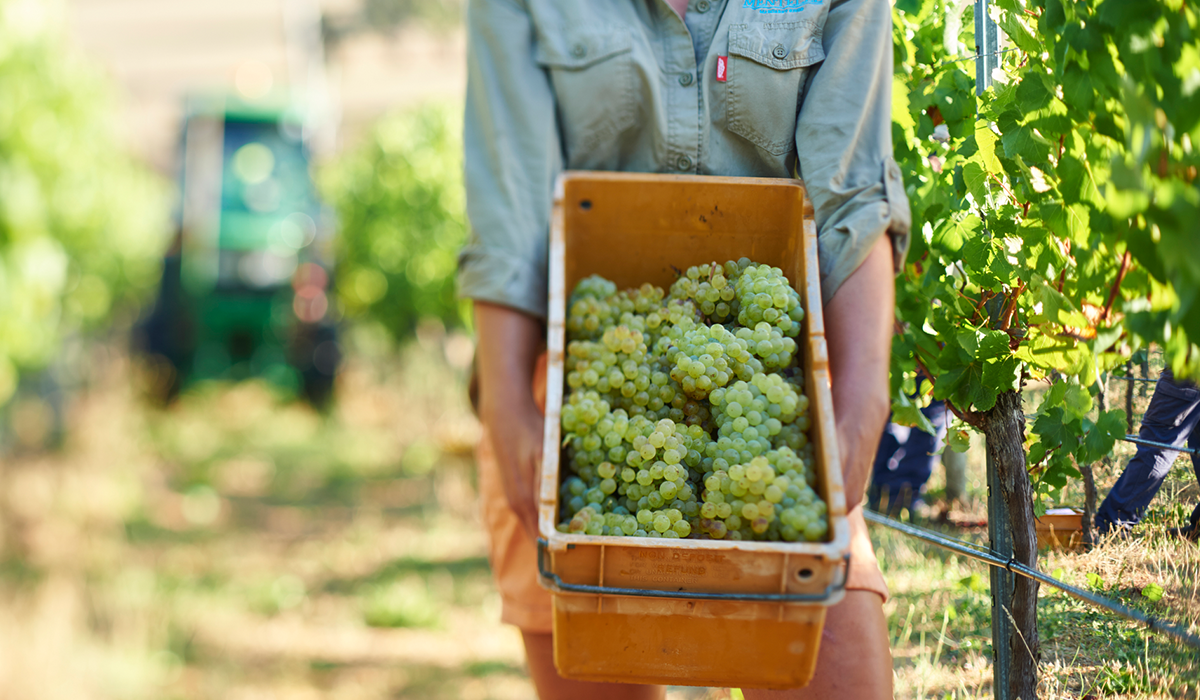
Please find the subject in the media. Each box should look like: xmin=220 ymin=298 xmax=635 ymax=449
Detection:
xmin=139 ymin=96 xmax=339 ymax=405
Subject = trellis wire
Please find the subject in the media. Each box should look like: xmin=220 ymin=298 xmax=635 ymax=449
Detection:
xmin=864 ymin=510 xmax=1200 ymax=649
xmin=942 ymin=46 xmax=1021 ymax=66
xmin=1123 ymin=434 xmax=1198 ymax=456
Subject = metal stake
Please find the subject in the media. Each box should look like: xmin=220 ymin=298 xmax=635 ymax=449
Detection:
xmin=986 ymin=443 xmax=1014 ymax=700
xmin=975 ymin=1 xmax=1010 ymax=698
xmin=976 ymin=0 xmax=1000 ymax=97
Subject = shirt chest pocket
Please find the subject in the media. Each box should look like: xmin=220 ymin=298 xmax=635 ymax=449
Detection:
xmin=725 ymin=21 xmax=826 ymax=156
xmin=535 ymin=29 xmax=637 ymax=161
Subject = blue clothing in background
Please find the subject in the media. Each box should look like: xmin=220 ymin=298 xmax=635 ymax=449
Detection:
xmin=868 ymin=401 xmax=948 ymax=514
xmin=1095 ymin=368 xmax=1200 ymax=534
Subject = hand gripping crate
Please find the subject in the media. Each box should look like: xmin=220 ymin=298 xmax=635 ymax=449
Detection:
xmin=537 ymin=172 xmax=851 ymax=690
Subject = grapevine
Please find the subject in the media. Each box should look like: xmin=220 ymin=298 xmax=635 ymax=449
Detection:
xmin=557 ymin=260 xmax=826 ymax=542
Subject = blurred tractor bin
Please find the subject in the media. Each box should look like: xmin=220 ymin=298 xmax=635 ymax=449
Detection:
xmin=138 ymin=96 xmax=340 ymax=406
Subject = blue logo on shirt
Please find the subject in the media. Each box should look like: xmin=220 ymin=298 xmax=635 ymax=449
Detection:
xmin=744 ymin=0 xmax=823 ymax=13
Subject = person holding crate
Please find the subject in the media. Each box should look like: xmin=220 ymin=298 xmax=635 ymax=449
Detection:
xmin=459 ymin=0 xmax=909 ymax=697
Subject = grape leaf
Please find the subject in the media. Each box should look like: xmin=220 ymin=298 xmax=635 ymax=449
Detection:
xmin=1041 ymin=380 xmax=1093 ymax=422
xmin=1041 ymin=460 xmax=1082 ymax=490
xmin=977 ymin=330 xmax=1012 ymax=362
xmin=1033 ymin=407 xmax=1081 ymax=454
xmin=1016 ymin=74 xmax=1054 ymax=112
xmin=891 ymin=392 xmax=938 ymax=435
xmin=963 ymin=161 xmax=989 ymax=203
xmin=947 ymin=427 xmax=971 ymax=453
xmin=1081 ymin=409 xmax=1128 ymax=463
xmin=981 ymin=355 xmax=1022 ymax=399
xmin=1061 ymin=64 xmax=1096 ymax=115
xmin=998 ymin=114 xmax=1053 ymax=164
xmin=974 ymin=120 xmax=1003 ymax=173
xmin=1041 ymin=0 xmax=1066 ymax=32
xmin=993 ymin=4 xmax=1040 ymax=54
xmin=933 ymin=215 xmax=980 ymax=254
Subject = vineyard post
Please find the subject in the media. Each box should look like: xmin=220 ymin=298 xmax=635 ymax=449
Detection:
xmin=1124 ymin=361 xmax=1135 ymax=431
xmin=943 ymin=447 xmax=968 ymax=508
xmin=985 ymin=445 xmax=1014 ymax=700
xmin=974 ymin=3 xmax=1017 ymax=699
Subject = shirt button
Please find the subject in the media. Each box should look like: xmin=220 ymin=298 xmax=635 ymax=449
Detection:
xmin=677 ymin=155 xmax=693 ymax=171
xmin=772 ymin=45 xmax=788 ymax=59
xmin=696 ymin=0 xmax=710 ymax=11
xmin=572 ymin=44 xmax=587 ymax=58
xmin=679 ymin=73 xmax=694 ymax=87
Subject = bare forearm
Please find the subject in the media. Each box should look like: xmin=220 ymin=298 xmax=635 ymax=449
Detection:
xmin=824 ymin=236 xmax=895 ymax=510
xmin=473 ymin=301 xmax=544 ymax=418
xmin=473 ymin=301 xmax=546 ymax=538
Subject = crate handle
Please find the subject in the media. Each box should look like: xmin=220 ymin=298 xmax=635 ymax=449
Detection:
xmin=536 ymin=539 xmax=850 ymax=603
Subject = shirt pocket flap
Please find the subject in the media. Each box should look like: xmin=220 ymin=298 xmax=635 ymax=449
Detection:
xmin=535 ymin=29 xmax=634 ymax=70
xmin=728 ymin=21 xmax=825 ymax=70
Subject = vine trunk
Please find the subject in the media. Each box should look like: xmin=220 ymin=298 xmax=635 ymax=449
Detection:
xmin=982 ymin=390 xmax=1041 ymax=700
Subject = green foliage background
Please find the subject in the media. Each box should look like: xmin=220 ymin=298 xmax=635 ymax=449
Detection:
xmin=320 ymin=102 xmax=469 ymax=343
xmin=0 ymin=0 xmax=169 ymax=405
xmin=890 ymin=0 xmax=1200 ymax=501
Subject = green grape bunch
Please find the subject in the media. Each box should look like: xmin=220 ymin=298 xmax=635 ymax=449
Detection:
xmin=696 ymin=448 xmax=825 ymax=542
xmin=668 ymin=324 xmax=764 ymax=401
xmin=735 ymin=264 xmax=805 ymax=338
xmin=669 ymin=260 xmax=744 ymax=323
xmin=557 ymin=260 xmax=827 ymax=543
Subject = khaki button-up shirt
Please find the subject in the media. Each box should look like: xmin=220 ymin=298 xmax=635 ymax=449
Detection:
xmin=458 ymin=0 xmax=911 ymax=318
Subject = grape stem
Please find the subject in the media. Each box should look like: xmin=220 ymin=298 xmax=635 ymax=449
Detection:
xmin=988 ymin=172 xmax=1022 ymax=212
xmin=970 ymin=289 xmax=995 ymax=325
xmin=1102 ymin=250 xmax=1133 ymax=322
xmin=999 ymin=280 xmax=1027 ymax=332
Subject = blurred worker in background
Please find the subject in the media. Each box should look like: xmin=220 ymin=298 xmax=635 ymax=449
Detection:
xmin=1095 ymin=368 xmax=1200 ymax=542
xmin=459 ymin=0 xmax=910 ymax=697
xmin=868 ymin=400 xmax=947 ymax=520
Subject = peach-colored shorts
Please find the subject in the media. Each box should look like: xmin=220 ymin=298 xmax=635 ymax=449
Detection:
xmin=476 ymin=355 xmax=890 ymax=634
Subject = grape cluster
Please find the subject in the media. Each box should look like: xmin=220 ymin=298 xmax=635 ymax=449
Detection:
xmin=695 ymin=448 xmax=826 ymax=541
xmin=558 ymin=260 xmax=826 ymax=542
xmin=669 ymin=261 xmax=744 ymax=323
xmin=668 ymin=324 xmax=764 ymax=400
xmin=735 ymin=263 xmax=805 ymax=337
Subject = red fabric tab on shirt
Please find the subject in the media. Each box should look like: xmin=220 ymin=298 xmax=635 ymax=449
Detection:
xmin=716 ymin=56 xmax=727 ymax=82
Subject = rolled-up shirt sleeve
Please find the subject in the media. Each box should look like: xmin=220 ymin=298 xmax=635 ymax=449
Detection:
xmin=458 ymin=0 xmax=562 ymax=318
xmin=796 ymin=0 xmax=911 ymax=304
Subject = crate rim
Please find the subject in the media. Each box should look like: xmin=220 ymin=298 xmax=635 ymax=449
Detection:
xmin=536 ymin=538 xmax=850 ymax=603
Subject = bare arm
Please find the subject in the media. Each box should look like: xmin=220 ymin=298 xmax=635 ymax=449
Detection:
xmin=824 ymin=235 xmax=894 ymax=511
xmin=474 ymin=301 xmax=545 ymax=539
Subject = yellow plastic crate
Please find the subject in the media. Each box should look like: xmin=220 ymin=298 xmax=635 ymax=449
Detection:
xmin=537 ymin=172 xmax=851 ymax=690
xmin=1036 ymin=508 xmax=1085 ymax=551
